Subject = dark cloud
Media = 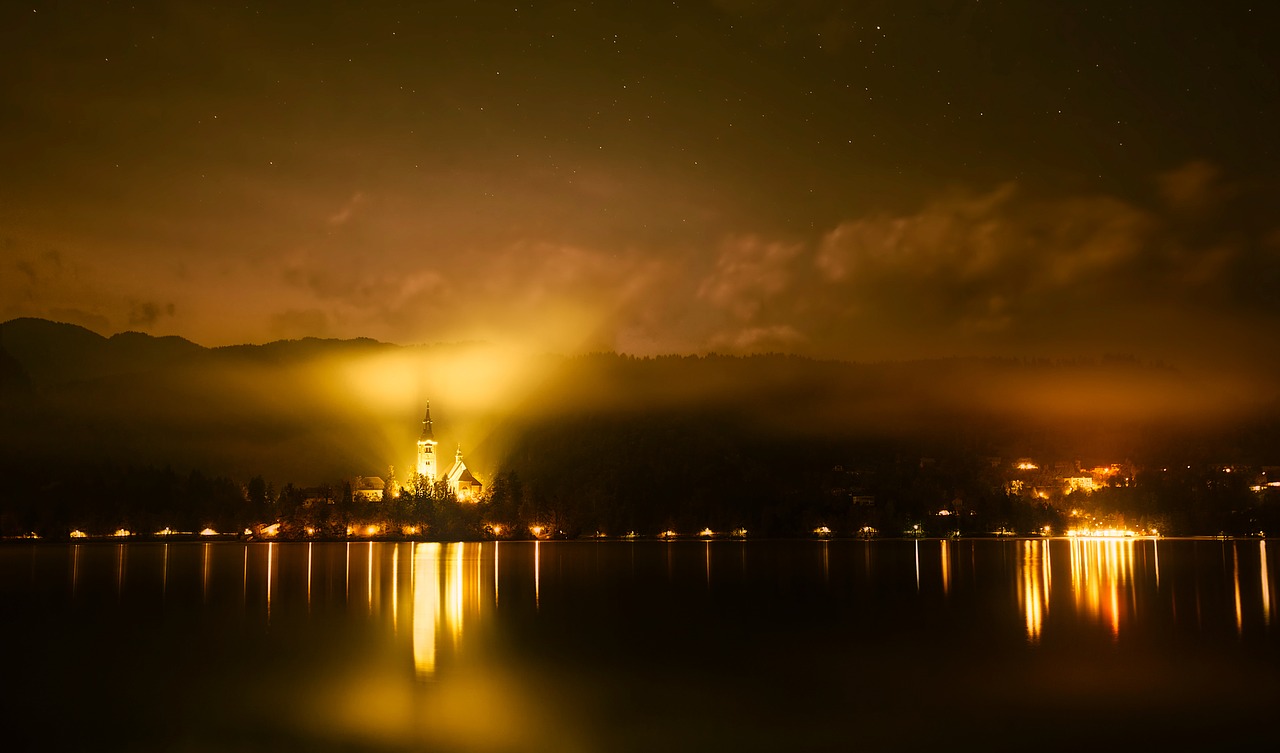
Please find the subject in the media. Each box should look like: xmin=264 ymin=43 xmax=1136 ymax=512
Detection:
xmin=128 ymin=301 xmax=176 ymax=328
xmin=0 ymin=1 xmax=1276 ymax=386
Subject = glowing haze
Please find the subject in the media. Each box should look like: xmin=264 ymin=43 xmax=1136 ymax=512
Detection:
xmin=3 ymin=2 xmax=1279 ymax=380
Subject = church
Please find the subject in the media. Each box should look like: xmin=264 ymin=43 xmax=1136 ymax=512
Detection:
xmin=415 ymin=402 xmax=483 ymax=502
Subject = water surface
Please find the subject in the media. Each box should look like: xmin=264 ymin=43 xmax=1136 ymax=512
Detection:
xmin=2 ymin=538 xmax=1276 ymax=751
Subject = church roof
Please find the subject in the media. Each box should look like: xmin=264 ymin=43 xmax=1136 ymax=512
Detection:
xmin=446 ymin=460 xmax=481 ymax=487
xmin=354 ymin=476 xmax=385 ymax=490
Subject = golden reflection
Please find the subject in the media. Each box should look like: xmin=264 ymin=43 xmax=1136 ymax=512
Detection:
xmin=306 ymin=542 xmax=313 ymax=608
xmin=1068 ymin=537 xmax=1134 ymax=639
xmin=162 ymin=542 xmax=169 ymax=597
xmin=368 ymin=542 xmax=375 ymax=613
xmin=914 ymin=539 xmax=920 ymax=591
xmin=413 ymin=543 xmax=440 ymax=678
xmin=1261 ymin=540 xmax=1271 ymax=627
xmin=448 ymin=543 xmax=465 ymax=647
xmin=392 ymin=543 xmax=400 ymax=632
xmin=535 ymin=541 xmax=542 ymax=608
xmin=410 ymin=543 xmax=489 ymax=679
xmin=202 ymin=542 xmax=211 ymax=601
xmin=267 ymin=542 xmax=276 ymax=621
xmin=1153 ymin=537 xmax=1160 ymax=590
xmin=1233 ymin=542 xmax=1242 ymax=634
xmin=940 ymin=539 xmax=950 ymax=596
xmin=116 ymin=543 xmax=125 ymax=596
xmin=710 ymin=541 xmax=716 ymax=588
xmin=1018 ymin=540 xmax=1050 ymax=641
xmin=820 ymin=540 xmax=828 ymax=585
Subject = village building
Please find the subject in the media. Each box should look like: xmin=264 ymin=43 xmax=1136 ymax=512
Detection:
xmin=352 ymin=476 xmax=386 ymax=502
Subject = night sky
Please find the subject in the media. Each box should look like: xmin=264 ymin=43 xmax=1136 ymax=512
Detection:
xmin=4 ymin=1 xmax=1278 ymax=374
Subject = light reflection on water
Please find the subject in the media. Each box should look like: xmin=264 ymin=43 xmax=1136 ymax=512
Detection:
xmin=4 ymin=538 xmax=1279 ymax=751
xmin=44 ymin=537 xmax=1280 ymax=667
xmin=38 ymin=538 xmax=1280 ymax=651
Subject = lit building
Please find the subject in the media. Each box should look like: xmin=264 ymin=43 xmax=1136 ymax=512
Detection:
xmin=416 ymin=402 xmax=438 ymax=484
xmin=446 ymin=447 xmax=482 ymax=502
xmin=352 ymin=476 xmax=386 ymax=502
xmin=1064 ymin=476 xmax=1098 ymax=494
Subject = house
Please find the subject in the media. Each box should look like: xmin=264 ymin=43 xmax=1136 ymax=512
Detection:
xmin=352 ymin=476 xmax=386 ymax=502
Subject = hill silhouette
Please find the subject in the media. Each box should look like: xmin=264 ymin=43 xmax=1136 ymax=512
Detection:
xmin=3 ymin=317 xmax=1279 ymax=537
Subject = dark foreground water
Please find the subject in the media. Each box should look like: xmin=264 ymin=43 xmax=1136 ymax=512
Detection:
xmin=2 ymin=538 xmax=1277 ymax=752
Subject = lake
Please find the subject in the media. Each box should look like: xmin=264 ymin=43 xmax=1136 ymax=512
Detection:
xmin=2 ymin=538 xmax=1277 ymax=751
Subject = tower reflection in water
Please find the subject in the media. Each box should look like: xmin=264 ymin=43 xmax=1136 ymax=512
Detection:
xmin=412 ymin=542 xmax=492 ymax=679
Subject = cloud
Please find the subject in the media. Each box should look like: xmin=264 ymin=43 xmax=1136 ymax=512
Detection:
xmin=327 ymin=192 xmax=367 ymax=226
xmin=128 ymin=301 xmax=176 ymax=328
xmin=1156 ymin=160 xmax=1227 ymax=215
xmin=698 ymin=235 xmax=805 ymax=320
xmin=707 ymin=324 xmax=805 ymax=352
xmin=661 ymin=164 xmax=1276 ymax=367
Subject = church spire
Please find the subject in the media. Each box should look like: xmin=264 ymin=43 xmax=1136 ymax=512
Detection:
xmin=421 ymin=401 xmax=435 ymax=441
xmin=416 ymin=402 xmax=438 ymax=483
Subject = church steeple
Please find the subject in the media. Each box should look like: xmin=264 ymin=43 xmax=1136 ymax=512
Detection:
xmin=421 ymin=401 xmax=435 ymax=441
xmin=416 ymin=401 xmax=438 ymax=483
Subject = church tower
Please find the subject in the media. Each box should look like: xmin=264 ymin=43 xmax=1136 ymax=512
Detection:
xmin=416 ymin=402 xmax=438 ymax=484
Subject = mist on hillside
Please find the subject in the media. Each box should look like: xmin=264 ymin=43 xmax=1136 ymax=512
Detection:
xmin=3 ymin=318 xmax=1278 ymax=494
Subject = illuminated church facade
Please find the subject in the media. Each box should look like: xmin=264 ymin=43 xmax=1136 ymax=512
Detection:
xmin=415 ymin=402 xmax=482 ymax=502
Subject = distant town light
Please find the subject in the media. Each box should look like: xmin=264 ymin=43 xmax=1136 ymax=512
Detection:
xmin=699 ymin=527 xmax=715 ymax=537
xmin=114 ymin=528 xmax=133 ymax=537
xmin=199 ymin=528 xmax=218 ymax=536
xmin=1066 ymin=528 xmax=1136 ymax=538
xmin=814 ymin=526 xmax=832 ymax=536
xmin=70 ymin=530 xmax=87 ymax=538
